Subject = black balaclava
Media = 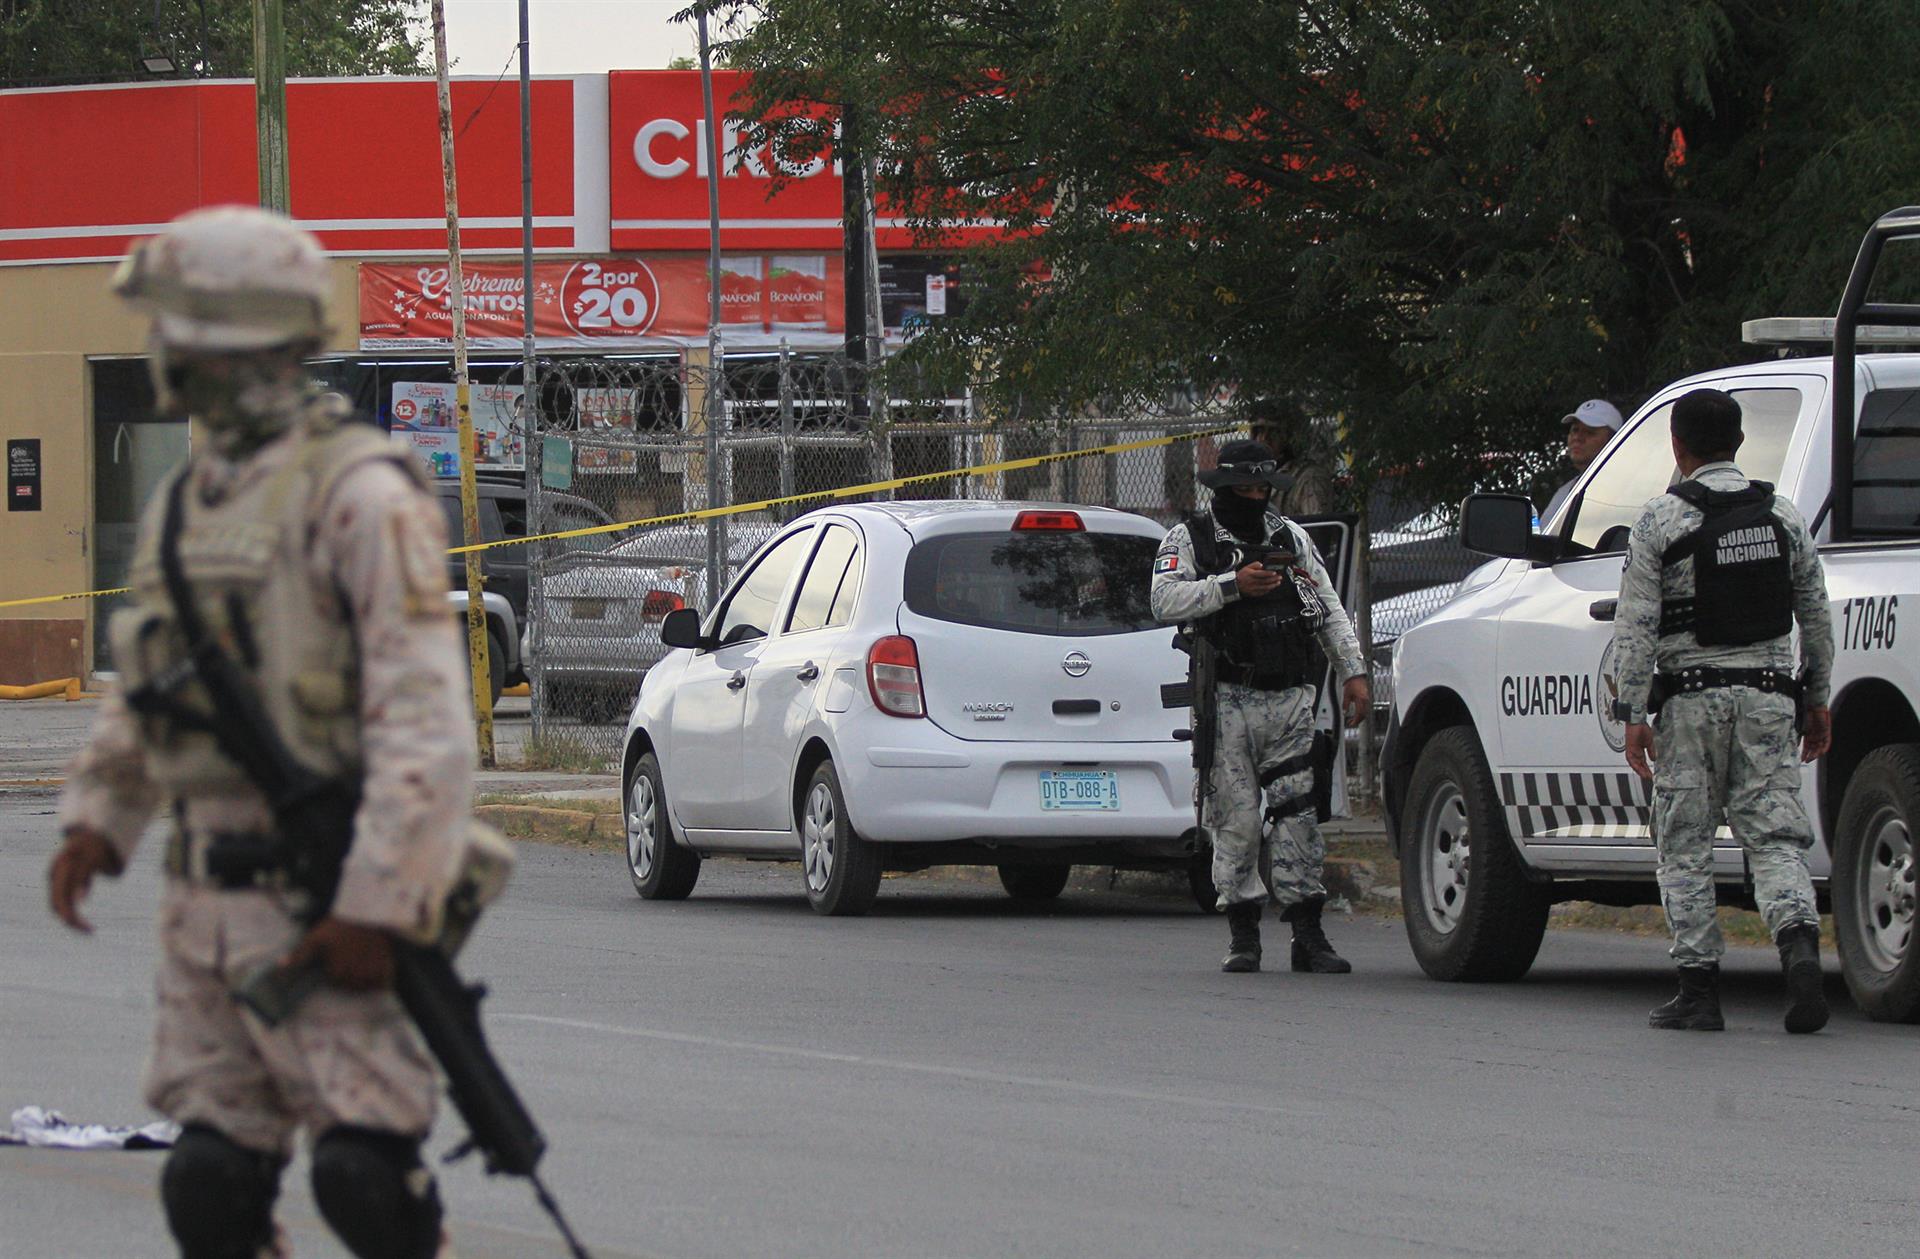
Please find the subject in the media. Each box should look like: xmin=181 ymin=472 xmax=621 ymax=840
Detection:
xmin=1210 ymin=488 xmax=1270 ymax=543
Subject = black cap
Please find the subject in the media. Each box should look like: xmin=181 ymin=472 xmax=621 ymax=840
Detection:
xmin=1198 ymin=439 xmax=1295 ymax=490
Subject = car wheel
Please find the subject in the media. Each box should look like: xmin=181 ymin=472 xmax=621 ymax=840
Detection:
xmin=626 ymin=751 xmax=699 ymax=900
xmin=800 ymin=760 xmax=881 ymax=917
xmin=1832 ymin=745 xmax=1920 ymax=1023
xmin=997 ymin=863 xmax=1071 ymax=902
xmin=1188 ymin=838 xmax=1220 ymax=914
xmin=1400 ymin=726 xmax=1549 ymax=981
xmin=486 ymin=630 xmax=507 ymax=708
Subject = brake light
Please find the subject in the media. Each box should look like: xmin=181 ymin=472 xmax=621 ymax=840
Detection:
xmin=1012 ymin=510 xmax=1083 ymax=531
xmin=640 ymin=590 xmax=685 ymax=622
xmin=866 ymin=635 xmax=925 ymax=718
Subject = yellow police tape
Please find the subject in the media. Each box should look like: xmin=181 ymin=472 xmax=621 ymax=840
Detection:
xmin=0 ymin=424 xmax=1238 ymax=610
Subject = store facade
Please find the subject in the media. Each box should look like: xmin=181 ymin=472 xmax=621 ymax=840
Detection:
xmin=0 ymin=70 xmax=977 ymax=681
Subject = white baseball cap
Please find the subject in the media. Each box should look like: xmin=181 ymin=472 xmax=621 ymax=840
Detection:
xmin=1562 ymin=398 xmax=1624 ymax=431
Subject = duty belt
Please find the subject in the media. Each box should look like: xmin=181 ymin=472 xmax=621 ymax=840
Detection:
xmin=1654 ymin=666 xmax=1801 ymax=700
xmin=1217 ymin=660 xmax=1310 ymax=692
xmin=163 ymin=827 xmax=285 ymax=890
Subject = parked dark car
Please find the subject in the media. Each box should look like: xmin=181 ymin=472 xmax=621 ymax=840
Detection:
xmin=432 ymin=474 xmax=617 ymax=624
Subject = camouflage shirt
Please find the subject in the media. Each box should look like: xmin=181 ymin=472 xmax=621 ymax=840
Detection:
xmin=1150 ymin=508 xmax=1366 ymax=681
xmin=1613 ymin=461 xmax=1833 ymax=723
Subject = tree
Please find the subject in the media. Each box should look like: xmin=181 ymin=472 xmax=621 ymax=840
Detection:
xmin=715 ymin=0 xmax=1920 ymax=507
xmin=2 ymin=0 xmax=429 ymax=88
xmin=666 ymin=54 xmax=697 ymax=70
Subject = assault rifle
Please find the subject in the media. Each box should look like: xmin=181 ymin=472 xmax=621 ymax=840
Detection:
xmin=138 ymin=474 xmax=593 ymax=1259
xmin=1164 ymin=624 xmax=1220 ymax=832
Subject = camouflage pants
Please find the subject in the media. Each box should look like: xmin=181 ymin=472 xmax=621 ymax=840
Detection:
xmin=1651 ymin=688 xmax=1818 ymax=966
xmin=1202 ymin=681 xmax=1323 ymax=910
xmin=143 ymin=881 xmax=438 ymax=1158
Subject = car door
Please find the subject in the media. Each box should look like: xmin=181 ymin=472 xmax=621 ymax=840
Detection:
xmin=668 ymin=525 xmax=816 ymax=833
xmin=1490 ymin=381 xmax=1816 ymax=867
xmin=735 ymin=521 xmax=866 ymax=833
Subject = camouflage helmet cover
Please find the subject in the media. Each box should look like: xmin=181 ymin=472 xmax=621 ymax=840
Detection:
xmin=113 ymin=206 xmax=330 ymax=351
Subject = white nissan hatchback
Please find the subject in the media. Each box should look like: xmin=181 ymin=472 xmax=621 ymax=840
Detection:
xmin=618 ymin=500 xmax=1202 ymax=915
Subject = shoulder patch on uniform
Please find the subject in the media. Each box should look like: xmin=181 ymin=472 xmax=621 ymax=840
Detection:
xmin=1155 ymin=551 xmax=1180 ymax=574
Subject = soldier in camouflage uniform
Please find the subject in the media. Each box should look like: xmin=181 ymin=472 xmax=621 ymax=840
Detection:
xmin=1151 ymin=440 xmax=1370 ymax=974
xmin=47 ymin=208 xmax=473 ymax=1257
xmin=1613 ymin=388 xmax=1835 ymax=1034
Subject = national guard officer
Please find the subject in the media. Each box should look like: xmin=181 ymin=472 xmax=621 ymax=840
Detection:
xmin=1152 ymin=440 xmax=1370 ymax=974
xmin=1613 ymin=387 xmax=1835 ymax=1034
xmin=46 ymin=207 xmax=475 ymax=1257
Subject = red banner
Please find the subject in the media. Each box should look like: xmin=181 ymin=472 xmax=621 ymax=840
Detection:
xmin=358 ymin=255 xmax=845 ymax=349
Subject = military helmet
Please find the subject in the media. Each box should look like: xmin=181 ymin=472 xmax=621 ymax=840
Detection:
xmin=113 ymin=206 xmax=330 ymax=351
xmin=1199 ymin=438 xmax=1295 ymax=490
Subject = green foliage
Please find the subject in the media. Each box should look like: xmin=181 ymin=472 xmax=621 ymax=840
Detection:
xmin=1 ymin=0 xmax=430 ymax=87
xmin=715 ymin=0 xmax=1920 ymax=505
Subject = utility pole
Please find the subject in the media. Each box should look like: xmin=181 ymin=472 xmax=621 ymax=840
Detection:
xmin=432 ymin=0 xmax=496 ymax=766
xmin=697 ymin=7 xmax=726 ymax=587
xmin=518 ymin=0 xmax=543 ymax=741
xmin=252 ymin=0 xmax=288 ymax=211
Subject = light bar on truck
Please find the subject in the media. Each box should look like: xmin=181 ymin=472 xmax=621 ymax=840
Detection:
xmin=1742 ymin=317 xmax=1920 ymax=347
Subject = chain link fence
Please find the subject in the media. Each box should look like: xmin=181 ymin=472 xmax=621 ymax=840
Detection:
xmin=500 ymin=352 xmax=1471 ymax=776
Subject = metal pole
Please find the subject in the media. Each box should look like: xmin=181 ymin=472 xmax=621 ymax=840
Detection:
xmin=697 ymin=8 xmax=726 ymax=587
xmin=778 ymin=339 xmax=795 ymax=502
xmin=432 ymin=0 xmax=495 ymax=766
xmin=252 ymin=0 xmax=288 ymax=211
xmin=518 ymin=0 xmax=544 ymax=742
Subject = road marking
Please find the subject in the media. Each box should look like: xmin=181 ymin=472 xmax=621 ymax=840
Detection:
xmin=504 ymin=1013 xmax=1333 ymax=1122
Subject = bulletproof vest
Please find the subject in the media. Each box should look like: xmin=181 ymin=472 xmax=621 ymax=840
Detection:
xmin=109 ymin=400 xmax=424 ymax=796
xmin=1186 ymin=512 xmax=1323 ymax=683
xmin=1656 ymin=479 xmax=1793 ymax=646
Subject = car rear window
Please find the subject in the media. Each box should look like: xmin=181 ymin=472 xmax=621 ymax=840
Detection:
xmin=903 ymin=530 xmax=1160 ymax=636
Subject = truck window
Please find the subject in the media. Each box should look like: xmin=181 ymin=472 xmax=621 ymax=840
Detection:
xmin=1854 ymin=387 xmax=1920 ymax=538
xmin=1567 ymin=387 xmax=1802 ymax=552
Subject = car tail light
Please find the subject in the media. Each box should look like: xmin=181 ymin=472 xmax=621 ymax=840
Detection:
xmin=640 ymin=590 xmax=685 ymax=623
xmin=866 ymin=635 xmax=925 ymax=718
xmin=1012 ymin=509 xmax=1083 ymax=531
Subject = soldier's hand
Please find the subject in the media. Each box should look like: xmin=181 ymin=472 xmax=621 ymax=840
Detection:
xmin=1625 ymin=723 xmax=1656 ymax=781
xmin=1341 ymin=676 xmax=1371 ymax=728
xmin=283 ymin=916 xmax=396 ymax=991
xmin=1234 ymin=561 xmax=1282 ymax=597
xmin=1800 ymin=706 xmax=1832 ymax=763
xmin=49 ymin=827 xmax=123 ymax=934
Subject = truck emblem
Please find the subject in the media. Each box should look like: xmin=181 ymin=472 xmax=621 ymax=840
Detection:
xmin=963 ymin=702 xmax=1013 ymax=720
xmin=1062 ymin=651 xmax=1092 ymax=678
xmin=1596 ymin=638 xmax=1626 ymax=753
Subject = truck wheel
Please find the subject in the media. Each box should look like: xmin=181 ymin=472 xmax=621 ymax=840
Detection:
xmin=997 ymin=863 xmax=1071 ymax=901
xmin=1832 ymin=745 xmax=1920 ymax=1023
xmin=800 ymin=761 xmax=881 ymax=917
xmin=1188 ymin=839 xmax=1220 ymax=914
xmin=626 ymin=751 xmax=699 ymax=900
xmin=1400 ymin=726 xmax=1549 ymax=981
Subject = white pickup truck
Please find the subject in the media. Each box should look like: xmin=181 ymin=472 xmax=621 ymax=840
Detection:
xmin=1382 ymin=207 xmax=1920 ymax=1022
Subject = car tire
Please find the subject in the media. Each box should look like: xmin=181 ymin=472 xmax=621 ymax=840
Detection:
xmin=1831 ymin=744 xmax=1920 ymax=1023
xmin=1188 ymin=839 xmax=1220 ymax=914
xmin=626 ymin=751 xmax=699 ymax=900
xmin=800 ymin=760 xmax=881 ymax=917
xmin=1400 ymin=726 xmax=1550 ymax=981
xmin=485 ymin=630 xmax=507 ymax=708
xmin=997 ymin=863 xmax=1071 ymax=902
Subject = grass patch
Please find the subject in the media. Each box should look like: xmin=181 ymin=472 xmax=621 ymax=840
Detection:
xmin=475 ymin=792 xmax=621 ymax=815
xmin=511 ymin=732 xmax=614 ymax=774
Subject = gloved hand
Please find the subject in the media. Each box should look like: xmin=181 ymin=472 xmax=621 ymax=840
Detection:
xmin=49 ymin=827 xmax=124 ymax=933
xmin=282 ymin=916 xmax=396 ymax=991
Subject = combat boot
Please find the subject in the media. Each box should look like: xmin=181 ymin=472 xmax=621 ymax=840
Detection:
xmin=1648 ymin=964 xmax=1724 ymax=1030
xmin=1282 ymin=897 xmax=1352 ymax=974
xmin=1221 ymin=902 xmax=1262 ymax=972
xmin=1776 ymin=923 xmax=1831 ymax=1035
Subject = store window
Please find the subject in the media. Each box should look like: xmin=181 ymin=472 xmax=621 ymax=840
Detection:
xmin=91 ymin=359 xmax=187 ymax=670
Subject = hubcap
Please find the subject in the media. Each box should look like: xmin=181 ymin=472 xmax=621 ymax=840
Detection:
xmin=1855 ymin=805 xmax=1915 ymax=973
xmin=1420 ymin=783 xmax=1471 ymax=936
xmin=626 ymin=772 xmax=657 ymax=881
xmin=802 ymin=781 xmax=837 ymax=894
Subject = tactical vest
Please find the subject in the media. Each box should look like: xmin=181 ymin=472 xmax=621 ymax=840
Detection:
xmin=1656 ymin=479 xmax=1793 ymax=646
xmin=1186 ymin=512 xmax=1323 ymax=686
xmin=109 ymin=402 xmax=424 ymax=795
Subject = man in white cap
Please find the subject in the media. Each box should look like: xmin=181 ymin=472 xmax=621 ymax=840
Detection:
xmin=1542 ymin=397 xmax=1625 ymax=525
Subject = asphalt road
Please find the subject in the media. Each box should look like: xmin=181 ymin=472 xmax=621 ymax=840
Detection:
xmin=2 ymin=786 xmax=1912 ymax=1259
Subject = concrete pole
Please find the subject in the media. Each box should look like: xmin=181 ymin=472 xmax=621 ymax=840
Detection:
xmin=432 ymin=0 xmax=495 ymax=766
xmin=252 ymin=0 xmax=288 ymax=211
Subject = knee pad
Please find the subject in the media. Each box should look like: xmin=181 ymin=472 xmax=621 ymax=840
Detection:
xmin=310 ymin=1126 xmax=443 ymax=1259
xmin=160 ymin=1124 xmax=285 ymax=1259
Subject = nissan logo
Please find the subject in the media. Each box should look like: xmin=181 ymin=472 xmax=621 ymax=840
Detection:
xmin=1062 ymin=651 xmax=1092 ymax=678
